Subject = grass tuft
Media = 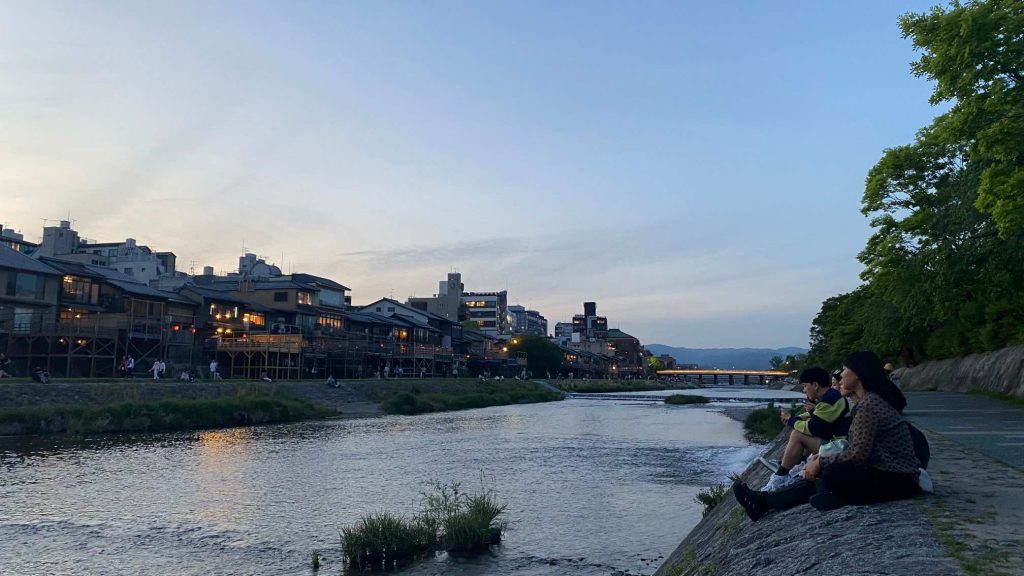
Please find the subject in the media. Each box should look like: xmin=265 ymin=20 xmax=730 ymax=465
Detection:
xmin=664 ymin=394 xmax=709 ymax=405
xmin=340 ymin=480 xmax=507 ymax=569
xmin=694 ymin=483 xmax=729 ymax=517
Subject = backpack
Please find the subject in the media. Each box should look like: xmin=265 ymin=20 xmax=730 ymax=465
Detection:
xmin=907 ymin=423 xmax=930 ymax=470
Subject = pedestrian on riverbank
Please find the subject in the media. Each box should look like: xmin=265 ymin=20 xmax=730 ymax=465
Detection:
xmin=733 ymin=351 xmax=919 ymax=520
xmin=127 ymin=355 xmax=135 ymax=378
xmin=210 ymin=359 xmax=221 ymax=380
xmin=151 ymin=360 xmax=161 ymax=379
xmin=0 ymin=353 xmax=13 ymax=378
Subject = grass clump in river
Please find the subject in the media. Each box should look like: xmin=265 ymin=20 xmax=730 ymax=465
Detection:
xmin=743 ymin=402 xmax=797 ymax=442
xmin=341 ymin=481 xmax=507 ymax=570
xmin=379 ymin=382 xmax=562 ymax=416
xmin=0 ymin=396 xmax=331 ymax=435
xmin=664 ymin=394 xmax=709 ymax=405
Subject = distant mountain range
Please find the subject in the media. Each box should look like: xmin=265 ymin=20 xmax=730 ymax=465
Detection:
xmin=646 ymin=344 xmax=808 ymax=370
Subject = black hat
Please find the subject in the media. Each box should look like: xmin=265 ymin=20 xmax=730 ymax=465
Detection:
xmin=831 ymin=369 xmax=842 ymax=381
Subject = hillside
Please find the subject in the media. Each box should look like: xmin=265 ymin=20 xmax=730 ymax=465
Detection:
xmin=646 ymin=345 xmax=807 ymax=370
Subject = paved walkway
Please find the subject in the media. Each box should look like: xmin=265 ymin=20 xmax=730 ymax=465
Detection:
xmin=905 ymin=392 xmax=1024 ymax=470
xmin=904 ymin=392 xmax=1024 ymax=575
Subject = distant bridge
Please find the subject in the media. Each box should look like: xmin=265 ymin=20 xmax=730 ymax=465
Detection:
xmin=655 ymin=369 xmax=789 ymax=385
xmin=566 ymin=392 xmax=802 ymax=403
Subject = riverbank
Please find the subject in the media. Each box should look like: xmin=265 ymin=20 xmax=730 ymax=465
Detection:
xmin=655 ymin=392 xmax=1024 ymax=576
xmin=556 ymin=378 xmax=687 ymax=393
xmin=0 ymin=378 xmax=565 ymax=436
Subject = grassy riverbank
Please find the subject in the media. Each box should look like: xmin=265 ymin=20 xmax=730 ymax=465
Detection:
xmin=0 ymin=396 xmax=332 ymax=435
xmin=557 ymin=378 xmax=676 ymax=393
xmin=375 ymin=380 xmax=564 ymax=415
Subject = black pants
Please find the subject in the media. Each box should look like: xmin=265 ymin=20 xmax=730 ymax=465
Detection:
xmin=766 ymin=462 xmax=919 ymax=510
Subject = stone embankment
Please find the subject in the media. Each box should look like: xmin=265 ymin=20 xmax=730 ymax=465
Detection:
xmin=653 ymin=431 xmax=961 ymax=576
xmin=656 ymin=346 xmax=1024 ymax=576
xmin=896 ymin=345 xmax=1024 ymax=396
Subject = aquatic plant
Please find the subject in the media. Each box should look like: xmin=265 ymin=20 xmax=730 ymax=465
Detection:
xmin=340 ymin=480 xmax=507 ymax=569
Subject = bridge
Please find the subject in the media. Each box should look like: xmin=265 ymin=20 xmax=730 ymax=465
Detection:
xmin=566 ymin=392 xmax=803 ymax=403
xmin=655 ymin=369 xmax=789 ymax=385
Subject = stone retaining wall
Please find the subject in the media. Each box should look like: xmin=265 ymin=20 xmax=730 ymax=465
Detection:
xmin=896 ymin=345 xmax=1024 ymax=396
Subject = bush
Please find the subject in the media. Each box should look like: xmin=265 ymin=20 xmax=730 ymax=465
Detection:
xmin=664 ymin=394 xmax=709 ymax=405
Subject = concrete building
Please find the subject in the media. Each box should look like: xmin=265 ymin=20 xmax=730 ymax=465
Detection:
xmin=462 ymin=290 xmax=509 ymax=338
xmin=0 ymin=224 xmax=37 ymax=254
xmin=33 ymin=221 xmax=176 ymax=284
xmin=407 ymin=272 xmax=463 ymax=321
xmin=572 ymin=301 xmax=608 ymax=340
xmin=554 ymin=322 xmax=574 ymax=346
xmin=509 ymin=305 xmax=548 ymax=337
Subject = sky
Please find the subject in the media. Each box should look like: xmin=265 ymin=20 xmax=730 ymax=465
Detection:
xmin=1 ymin=0 xmax=943 ymax=349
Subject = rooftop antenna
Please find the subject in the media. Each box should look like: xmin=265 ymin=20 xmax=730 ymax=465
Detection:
xmin=189 ymin=260 xmax=197 ymax=275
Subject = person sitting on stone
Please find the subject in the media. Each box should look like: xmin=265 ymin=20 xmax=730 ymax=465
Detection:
xmin=734 ymin=351 xmax=919 ymax=520
xmin=764 ymin=367 xmax=852 ymax=491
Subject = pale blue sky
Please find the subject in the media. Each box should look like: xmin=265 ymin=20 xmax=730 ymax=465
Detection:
xmin=1 ymin=1 xmax=940 ymax=348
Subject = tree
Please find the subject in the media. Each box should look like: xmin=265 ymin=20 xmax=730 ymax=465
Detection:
xmin=808 ymin=0 xmax=1024 ymax=364
xmin=900 ymin=0 xmax=1024 ymax=238
xmin=507 ymin=335 xmax=564 ymax=377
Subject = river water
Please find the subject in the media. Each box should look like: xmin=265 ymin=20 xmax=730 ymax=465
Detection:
xmin=0 ymin=396 xmax=768 ymax=576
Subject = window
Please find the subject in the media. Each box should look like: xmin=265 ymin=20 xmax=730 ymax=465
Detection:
xmin=124 ymin=267 xmax=133 ymax=276
xmin=242 ymin=312 xmax=265 ymax=327
xmin=274 ymin=291 xmax=288 ymax=302
xmin=62 ymin=276 xmax=98 ymax=304
xmin=6 ymin=273 xmax=46 ymax=300
xmin=13 ymin=307 xmax=39 ymax=331
xmin=296 ymin=292 xmax=313 ymax=306
xmin=376 ymin=307 xmax=381 ymax=312
xmin=387 ymin=306 xmax=395 ymax=312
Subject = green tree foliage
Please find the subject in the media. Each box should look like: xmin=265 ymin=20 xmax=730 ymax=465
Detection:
xmin=647 ymin=356 xmax=666 ymax=372
xmin=809 ymin=0 xmax=1024 ymax=364
xmin=900 ymin=0 xmax=1024 ymax=238
xmin=507 ymin=335 xmax=564 ymax=376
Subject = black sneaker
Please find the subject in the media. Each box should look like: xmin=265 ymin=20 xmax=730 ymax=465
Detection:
xmin=809 ymin=492 xmax=847 ymax=511
xmin=732 ymin=482 xmax=768 ymax=521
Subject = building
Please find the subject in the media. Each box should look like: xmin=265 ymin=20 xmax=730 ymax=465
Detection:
xmin=461 ymin=290 xmax=509 ymax=338
xmin=508 ymin=305 xmax=547 ymax=336
xmin=32 ymin=220 xmax=176 ymax=284
xmin=605 ymin=328 xmax=645 ymax=377
xmin=1 ymin=243 xmax=197 ymax=377
xmin=407 ymin=272 xmax=463 ymax=321
xmin=571 ymin=301 xmax=607 ymax=340
xmin=553 ymin=322 xmax=574 ymax=346
xmin=0 ymin=224 xmax=37 ymax=254
xmin=359 ymin=298 xmax=462 ymax=377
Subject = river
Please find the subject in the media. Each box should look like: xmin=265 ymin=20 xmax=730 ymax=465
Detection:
xmin=0 ymin=395 xmax=770 ymax=576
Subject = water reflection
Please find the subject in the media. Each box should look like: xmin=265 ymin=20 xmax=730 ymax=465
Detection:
xmin=0 ymin=399 xmax=759 ymax=576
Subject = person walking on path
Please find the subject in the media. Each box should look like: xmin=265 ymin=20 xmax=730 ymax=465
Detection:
xmin=151 ymin=359 xmax=161 ymax=379
xmin=210 ymin=359 xmax=221 ymax=380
